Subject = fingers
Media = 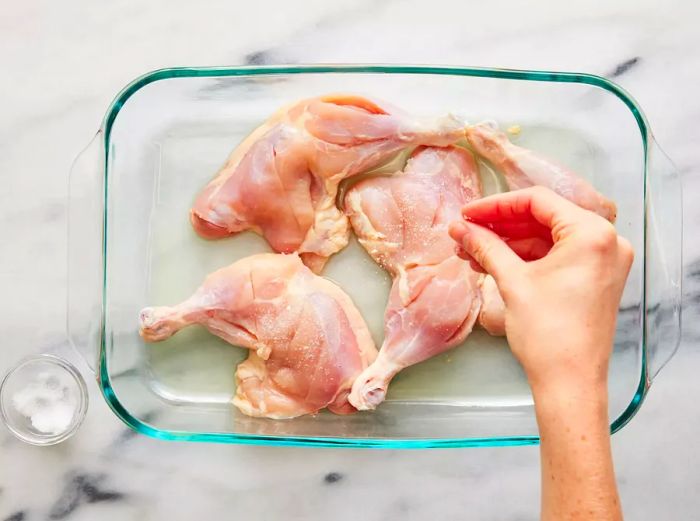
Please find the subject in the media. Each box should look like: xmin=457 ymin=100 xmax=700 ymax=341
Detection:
xmin=456 ymin=233 xmax=552 ymax=262
xmin=506 ymin=238 xmax=552 ymax=261
xmin=483 ymin=219 xmax=553 ymax=241
xmin=462 ymin=187 xmax=592 ymax=234
xmin=449 ymin=220 xmax=523 ymax=284
xmin=451 ymin=188 xmax=618 ymax=280
xmin=454 ymin=244 xmax=487 ymax=273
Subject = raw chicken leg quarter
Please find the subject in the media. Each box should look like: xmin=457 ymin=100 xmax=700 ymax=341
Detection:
xmin=139 ymin=254 xmax=377 ymax=419
xmin=345 ymin=146 xmax=489 ymax=410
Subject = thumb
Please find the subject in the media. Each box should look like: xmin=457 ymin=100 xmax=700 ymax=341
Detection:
xmin=449 ymin=220 xmax=523 ymax=284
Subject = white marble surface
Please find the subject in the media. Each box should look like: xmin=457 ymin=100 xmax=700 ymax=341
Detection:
xmin=1 ymin=1 xmax=699 ymax=519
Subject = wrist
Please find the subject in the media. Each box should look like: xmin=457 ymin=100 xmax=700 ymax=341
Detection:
xmin=530 ymin=375 xmax=609 ymax=413
xmin=532 ymin=377 xmax=612 ymax=450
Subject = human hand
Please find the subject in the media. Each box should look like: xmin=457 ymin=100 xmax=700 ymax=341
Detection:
xmin=448 ymin=187 xmax=634 ymax=395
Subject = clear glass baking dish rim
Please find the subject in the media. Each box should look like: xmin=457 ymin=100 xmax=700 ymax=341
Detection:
xmin=67 ymin=64 xmax=683 ymax=448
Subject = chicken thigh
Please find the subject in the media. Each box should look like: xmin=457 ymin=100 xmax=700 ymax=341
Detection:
xmin=344 ymin=146 xmax=484 ymax=410
xmin=466 ymin=123 xmax=617 ymax=222
xmin=191 ymin=95 xmax=465 ymax=273
xmin=139 ymin=253 xmax=377 ymax=419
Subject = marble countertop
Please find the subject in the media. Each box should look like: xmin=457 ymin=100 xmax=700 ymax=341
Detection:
xmin=2 ymin=1 xmax=699 ymax=519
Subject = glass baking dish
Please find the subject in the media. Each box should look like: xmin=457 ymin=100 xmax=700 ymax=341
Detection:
xmin=67 ymin=65 xmax=681 ymax=448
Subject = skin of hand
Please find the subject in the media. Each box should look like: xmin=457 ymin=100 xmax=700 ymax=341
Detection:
xmin=449 ymin=186 xmax=633 ymax=521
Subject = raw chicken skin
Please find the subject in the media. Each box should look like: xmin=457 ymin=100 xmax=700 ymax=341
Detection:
xmin=191 ymin=94 xmax=465 ymax=273
xmin=138 ymin=254 xmax=377 ymax=419
xmin=345 ymin=146 xmax=483 ymax=410
xmin=466 ymin=123 xmax=617 ymax=222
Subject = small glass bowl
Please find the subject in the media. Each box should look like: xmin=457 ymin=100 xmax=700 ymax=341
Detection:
xmin=0 ymin=354 xmax=88 ymax=445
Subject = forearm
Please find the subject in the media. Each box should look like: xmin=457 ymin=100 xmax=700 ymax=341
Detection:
xmin=533 ymin=381 xmax=622 ymax=521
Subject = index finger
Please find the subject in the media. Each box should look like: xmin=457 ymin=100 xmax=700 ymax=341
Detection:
xmin=462 ymin=187 xmax=593 ymax=232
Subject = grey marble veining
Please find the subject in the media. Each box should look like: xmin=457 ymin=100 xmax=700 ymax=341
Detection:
xmin=1 ymin=1 xmax=699 ymax=519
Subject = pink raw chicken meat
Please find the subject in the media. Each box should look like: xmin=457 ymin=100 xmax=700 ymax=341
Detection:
xmin=344 ymin=146 xmax=490 ymax=410
xmin=465 ymin=123 xmax=617 ymax=223
xmin=191 ymin=94 xmax=465 ymax=273
xmin=138 ymin=253 xmax=377 ymax=419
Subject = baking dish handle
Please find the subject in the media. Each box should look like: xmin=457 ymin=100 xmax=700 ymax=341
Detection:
xmin=67 ymin=132 xmax=105 ymax=373
xmin=645 ymin=139 xmax=682 ymax=382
